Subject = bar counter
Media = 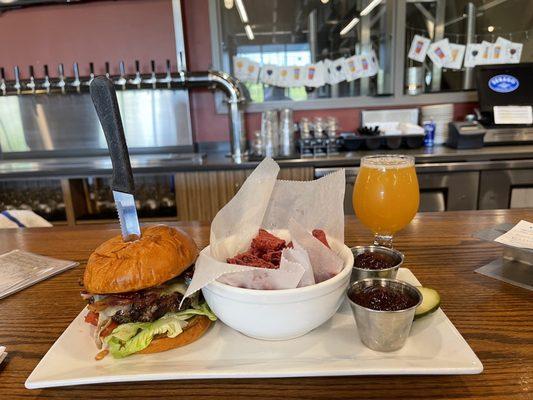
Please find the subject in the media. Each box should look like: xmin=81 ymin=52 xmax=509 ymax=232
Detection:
xmin=1 ymin=144 xmax=533 ymax=179
xmin=0 ymin=209 xmax=531 ymax=399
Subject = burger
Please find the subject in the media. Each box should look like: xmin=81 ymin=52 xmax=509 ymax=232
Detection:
xmin=81 ymin=225 xmax=215 ymax=360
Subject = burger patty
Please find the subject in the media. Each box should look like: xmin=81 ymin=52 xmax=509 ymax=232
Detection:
xmin=111 ymin=292 xmax=192 ymax=324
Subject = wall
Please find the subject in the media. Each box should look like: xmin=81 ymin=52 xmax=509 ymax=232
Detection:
xmin=0 ymin=1 xmax=177 ymax=79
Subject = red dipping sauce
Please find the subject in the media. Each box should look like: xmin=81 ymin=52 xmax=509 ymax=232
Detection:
xmin=349 ymin=284 xmax=419 ymax=311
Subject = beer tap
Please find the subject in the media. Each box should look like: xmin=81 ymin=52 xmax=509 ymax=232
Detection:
xmin=13 ymin=66 xmax=21 ymax=94
xmin=144 ymin=59 xmax=158 ymax=88
xmin=115 ymin=60 xmax=127 ymax=89
xmin=84 ymin=62 xmax=95 ymax=86
xmin=42 ymin=64 xmax=51 ymax=93
xmin=26 ymin=65 xmax=36 ymax=93
xmin=57 ymin=63 xmax=66 ymax=94
xmin=0 ymin=68 xmax=6 ymax=95
xmin=129 ymin=60 xmax=142 ymax=88
xmin=158 ymin=59 xmax=172 ymax=88
xmin=173 ymin=52 xmax=186 ymax=84
xmin=105 ymin=62 xmax=111 ymax=79
xmin=71 ymin=62 xmax=81 ymax=92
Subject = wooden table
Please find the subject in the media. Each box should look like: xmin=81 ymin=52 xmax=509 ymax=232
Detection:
xmin=0 ymin=210 xmax=532 ymax=399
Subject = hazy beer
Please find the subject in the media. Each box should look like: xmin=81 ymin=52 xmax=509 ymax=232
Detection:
xmin=353 ymin=155 xmax=419 ymax=246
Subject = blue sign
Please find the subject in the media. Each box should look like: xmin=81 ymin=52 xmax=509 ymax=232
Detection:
xmin=488 ymin=74 xmax=520 ymax=93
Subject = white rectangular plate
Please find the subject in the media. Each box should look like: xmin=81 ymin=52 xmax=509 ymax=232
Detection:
xmin=26 ymin=268 xmax=482 ymax=389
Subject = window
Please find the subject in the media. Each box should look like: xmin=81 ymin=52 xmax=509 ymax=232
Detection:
xmin=215 ymin=0 xmax=394 ymax=104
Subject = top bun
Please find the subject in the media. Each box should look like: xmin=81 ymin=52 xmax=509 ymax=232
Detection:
xmin=84 ymin=225 xmax=198 ymax=294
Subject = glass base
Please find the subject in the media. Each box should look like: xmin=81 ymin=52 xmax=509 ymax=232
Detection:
xmin=374 ymin=234 xmax=393 ymax=248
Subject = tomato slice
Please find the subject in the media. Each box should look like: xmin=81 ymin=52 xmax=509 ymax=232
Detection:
xmin=100 ymin=321 xmax=119 ymax=338
xmin=84 ymin=311 xmax=99 ymax=326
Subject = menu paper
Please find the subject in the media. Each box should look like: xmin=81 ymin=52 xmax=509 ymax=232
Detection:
xmin=493 ymin=106 xmax=533 ymax=125
xmin=494 ymin=220 xmax=533 ymax=250
xmin=0 ymin=250 xmax=78 ymax=299
xmin=185 ymin=158 xmax=345 ymax=297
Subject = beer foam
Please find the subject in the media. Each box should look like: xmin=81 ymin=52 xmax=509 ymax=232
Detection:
xmin=361 ymin=155 xmax=414 ymax=169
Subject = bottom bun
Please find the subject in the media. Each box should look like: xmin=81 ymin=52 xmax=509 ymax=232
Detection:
xmin=137 ymin=315 xmax=211 ymax=354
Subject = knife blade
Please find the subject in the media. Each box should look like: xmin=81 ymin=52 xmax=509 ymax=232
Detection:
xmin=89 ymin=76 xmax=141 ymax=241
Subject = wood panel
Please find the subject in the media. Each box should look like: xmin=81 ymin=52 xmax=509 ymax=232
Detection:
xmin=174 ymin=167 xmax=314 ymax=221
xmin=0 ymin=209 xmax=531 ymax=399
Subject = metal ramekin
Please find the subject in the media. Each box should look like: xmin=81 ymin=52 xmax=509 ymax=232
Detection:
xmin=347 ymin=278 xmax=422 ymax=352
xmin=350 ymin=245 xmax=404 ymax=284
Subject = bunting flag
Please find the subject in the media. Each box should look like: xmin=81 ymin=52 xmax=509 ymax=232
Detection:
xmin=232 ymin=52 xmax=379 ymax=89
xmin=407 ymin=35 xmax=523 ymax=69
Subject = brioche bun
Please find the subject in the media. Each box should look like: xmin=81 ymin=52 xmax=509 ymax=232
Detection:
xmin=137 ymin=315 xmax=211 ymax=354
xmin=84 ymin=225 xmax=198 ymax=294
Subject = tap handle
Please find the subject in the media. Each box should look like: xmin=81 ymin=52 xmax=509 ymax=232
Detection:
xmin=166 ymin=59 xmax=171 ymax=73
xmin=72 ymin=62 xmax=81 ymax=88
xmin=0 ymin=68 xmax=6 ymax=95
xmin=43 ymin=64 xmax=51 ymax=91
xmin=151 ymin=60 xmax=156 ymax=73
xmin=178 ymin=52 xmax=185 ymax=71
xmin=116 ymin=61 xmax=127 ymax=88
xmin=135 ymin=60 xmax=140 ymax=74
xmin=57 ymin=63 xmax=66 ymax=92
xmin=14 ymin=66 xmax=21 ymax=93
xmin=105 ymin=61 xmax=110 ymax=78
xmin=84 ymin=62 xmax=95 ymax=86
xmin=27 ymin=65 xmax=36 ymax=92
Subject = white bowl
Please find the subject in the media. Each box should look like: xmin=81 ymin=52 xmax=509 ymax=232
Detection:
xmin=201 ymin=239 xmax=354 ymax=340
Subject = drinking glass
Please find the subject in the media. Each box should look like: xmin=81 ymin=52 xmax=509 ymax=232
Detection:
xmin=353 ymin=155 xmax=419 ymax=248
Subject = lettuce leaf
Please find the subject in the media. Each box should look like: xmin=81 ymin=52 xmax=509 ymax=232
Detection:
xmin=104 ymin=303 xmax=216 ymax=358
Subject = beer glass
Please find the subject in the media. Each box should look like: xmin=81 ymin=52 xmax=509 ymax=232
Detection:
xmin=353 ymin=155 xmax=419 ymax=247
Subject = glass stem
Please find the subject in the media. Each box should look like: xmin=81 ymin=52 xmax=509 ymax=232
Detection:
xmin=374 ymin=234 xmax=393 ymax=248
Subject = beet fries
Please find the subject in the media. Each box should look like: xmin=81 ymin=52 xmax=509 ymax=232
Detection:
xmin=227 ymin=228 xmax=329 ymax=269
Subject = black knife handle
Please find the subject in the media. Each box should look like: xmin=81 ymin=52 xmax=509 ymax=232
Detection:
xmin=89 ymin=76 xmax=134 ymax=194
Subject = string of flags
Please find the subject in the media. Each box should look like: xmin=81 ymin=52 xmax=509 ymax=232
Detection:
xmin=408 ymin=35 xmax=523 ymax=69
xmin=233 ymin=50 xmax=379 ymax=88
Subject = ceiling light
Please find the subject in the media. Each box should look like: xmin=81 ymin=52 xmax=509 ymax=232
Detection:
xmin=340 ymin=17 xmax=360 ymax=36
xmin=487 ymin=25 xmax=495 ymax=32
xmin=321 ymin=0 xmax=330 ymax=3
xmin=244 ymin=24 xmax=255 ymax=40
xmin=224 ymin=0 xmax=234 ymax=9
xmin=360 ymin=0 xmax=382 ymax=16
xmin=235 ymin=0 xmax=249 ymax=23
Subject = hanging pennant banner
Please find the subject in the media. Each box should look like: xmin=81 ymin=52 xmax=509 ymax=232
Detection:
xmin=289 ymin=66 xmax=305 ymax=87
xmin=480 ymin=41 xmax=493 ymax=64
xmin=427 ymin=38 xmax=451 ymax=68
xmin=408 ymin=35 xmax=431 ymax=63
xmin=504 ymin=41 xmax=523 ymax=63
xmin=260 ymin=64 xmax=279 ymax=86
xmin=344 ymin=55 xmax=363 ymax=81
xmin=464 ymin=43 xmax=484 ymax=67
xmin=276 ymin=66 xmax=292 ymax=87
xmin=444 ymin=43 xmax=465 ymax=70
xmin=233 ymin=57 xmax=260 ymax=83
xmin=304 ymin=62 xmax=326 ymax=87
xmin=327 ymin=58 xmax=347 ymax=85
xmin=359 ymin=51 xmax=378 ymax=78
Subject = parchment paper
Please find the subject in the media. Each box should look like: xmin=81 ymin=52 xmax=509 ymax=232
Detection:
xmin=184 ymin=158 xmax=345 ymax=297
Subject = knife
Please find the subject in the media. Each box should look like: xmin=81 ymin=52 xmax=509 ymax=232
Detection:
xmin=89 ymin=76 xmax=141 ymax=241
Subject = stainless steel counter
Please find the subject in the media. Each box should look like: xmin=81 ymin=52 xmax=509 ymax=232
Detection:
xmin=0 ymin=144 xmax=533 ymax=180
